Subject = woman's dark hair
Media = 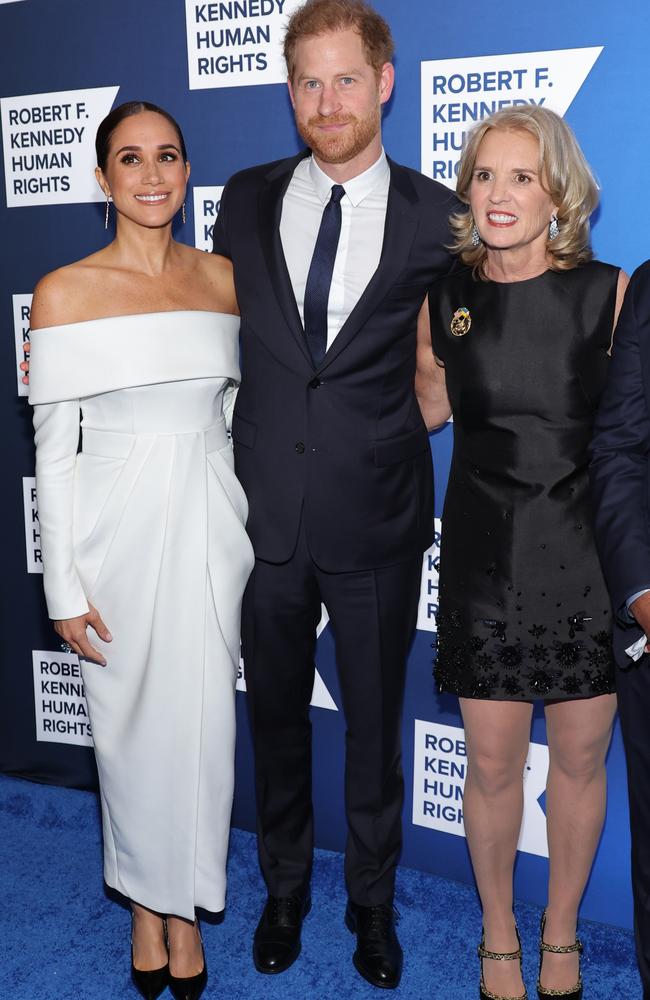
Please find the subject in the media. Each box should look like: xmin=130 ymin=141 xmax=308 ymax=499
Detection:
xmin=95 ymin=101 xmax=188 ymax=170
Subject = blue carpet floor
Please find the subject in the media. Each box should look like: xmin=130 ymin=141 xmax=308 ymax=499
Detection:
xmin=0 ymin=773 xmax=641 ymax=999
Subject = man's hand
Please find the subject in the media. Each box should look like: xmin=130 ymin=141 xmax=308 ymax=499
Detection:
xmin=630 ymin=591 xmax=650 ymax=652
xmin=54 ymin=603 xmax=112 ymax=666
xmin=19 ymin=340 xmax=29 ymax=385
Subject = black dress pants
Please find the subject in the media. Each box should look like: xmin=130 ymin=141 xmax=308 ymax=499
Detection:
xmin=615 ymin=656 xmax=650 ymax=998
xmin=241 ymin=520 xmax=422 ymax=906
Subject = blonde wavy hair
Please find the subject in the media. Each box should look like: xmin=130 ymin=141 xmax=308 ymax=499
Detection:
xmin=449 ymin=106 xmax=599 ymax=277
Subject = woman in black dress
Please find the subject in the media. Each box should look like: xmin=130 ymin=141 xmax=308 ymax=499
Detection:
xmin=428 ymin=107 xmax=628 ymax=1000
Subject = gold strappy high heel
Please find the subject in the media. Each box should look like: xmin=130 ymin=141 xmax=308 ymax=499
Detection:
xmin=478 ymin=926 xmax=528 ymax=1000
xmin=537 ymin=910 xmax=583 ymax=999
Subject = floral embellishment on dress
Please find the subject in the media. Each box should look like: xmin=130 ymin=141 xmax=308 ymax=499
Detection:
xmin=553 ymin=640 xmax=584 ymax=667
xmin=586 ymin=646 xmax=610 ymax=669
xmin=529 ymin=669 xmax=555 ymax=695
xmin=528 ymin=624 xmax=547 ymax=638
xmin=471 ymin=674 xmax=498 ymax=698
xmin=483 ymin=619 xmax=507 ymax=642
xmin=503 ymin=675 xmax=524 ymax=697
xmin=476 ymin=652 xmax=496 ymax=671
xmin=561 ymin=674 xmax=583 ymax=696
xmin=585 ymin=669 xmax=612 ymax=695
xmin=450 ymin=306 xmax=471 ymax=337
xmin=528 ymin=643 xmax=550 ymax=665
xmin=497 ymin=645 xmax=523 ymax=668
xmin=452 ymin=646 xmax=468 ymax=670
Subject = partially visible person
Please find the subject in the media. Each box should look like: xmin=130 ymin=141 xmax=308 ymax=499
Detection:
xmin=428 ymin=106 xmax=627 ymax=1000
xmin=590 ymin=260 xmax=650 ymax=999
xmin=28 ymin=101 xmax=253 ymax=1000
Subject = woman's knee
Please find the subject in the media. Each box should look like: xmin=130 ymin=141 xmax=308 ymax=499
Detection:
xmin=467 ymin=746 xmax=526 ymax=795
xmin=549 ymin=738 xmax=609 ymax=783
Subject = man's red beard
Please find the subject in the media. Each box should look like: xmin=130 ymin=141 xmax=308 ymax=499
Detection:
xmin=297 ymin=108 xmax=381 ymax=165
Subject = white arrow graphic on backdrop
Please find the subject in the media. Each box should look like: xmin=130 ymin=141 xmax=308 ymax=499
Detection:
xmin=518 ymin=739 xmax=550 ymax=857
xmin=237 ymin=604 xmax=338 ymax=711
xmin=421 ymin=46 xmax=603 ymax=186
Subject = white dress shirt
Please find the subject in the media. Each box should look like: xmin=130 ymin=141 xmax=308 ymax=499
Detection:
xmin=280 ymin=150 xmax=390 ymax=351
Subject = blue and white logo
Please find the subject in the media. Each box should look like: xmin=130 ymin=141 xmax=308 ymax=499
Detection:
xmin=413 ymin=719 xmax=550 ymax=858
xmin=1 ymin=86 xmax=119 ymax=207
xmin=185 ymin=0 xmax=302 ymax=90
xmin=421 ymin=47 xmax=603 ymax=186
xmin=193 ymin=185 xmax=224 ymax=252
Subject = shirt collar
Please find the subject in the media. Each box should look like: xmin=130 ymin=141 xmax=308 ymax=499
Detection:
xmin=308 ymin=149 xmax=390 ymax=207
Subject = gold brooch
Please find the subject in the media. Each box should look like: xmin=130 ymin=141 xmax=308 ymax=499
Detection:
xmin=450 ymin=306 xmax=471 ymax=337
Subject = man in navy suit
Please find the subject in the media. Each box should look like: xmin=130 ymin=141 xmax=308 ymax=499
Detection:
xmin=212 ymin=0 xmax=456 ymax=988
xmin=590 ymin=259 xmax=650 ymax=998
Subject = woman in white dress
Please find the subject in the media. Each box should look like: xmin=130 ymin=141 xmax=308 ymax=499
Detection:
xmin=27 ymin=101 xmax=254 ymax=1000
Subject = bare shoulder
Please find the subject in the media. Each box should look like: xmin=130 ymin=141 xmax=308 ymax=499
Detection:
xmin=192 ymin=246 xmax=234 ymax=281
xmin=31 ymin=250 xmax=111 ymax=330
xmin=190 ymin=246 xmax=237 ymax=315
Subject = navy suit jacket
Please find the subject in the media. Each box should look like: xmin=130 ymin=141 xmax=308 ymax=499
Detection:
xmin=590 ymin=260 xmax=650 ymax=665
xmin=213 ymin=151 xmax=458 ymax=571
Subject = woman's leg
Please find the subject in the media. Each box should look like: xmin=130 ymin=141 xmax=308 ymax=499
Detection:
xmin=541 ymin=694 xmax=616 ymax=990
xmin=131 ymin=902 xmax=167 ymax=971
xmin=166 ymin=915 xmax=205 ymax=978
xmin=460 ymin=698 xmax=533 ymax=996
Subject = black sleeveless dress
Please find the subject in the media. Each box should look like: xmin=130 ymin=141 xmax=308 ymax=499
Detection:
xmin=429 ymin=262 xmax=619 ymax=701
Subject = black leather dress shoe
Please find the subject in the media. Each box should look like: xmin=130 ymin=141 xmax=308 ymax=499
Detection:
xmin=253 ymin=893 xmax=311 ymax=974
xmin=345 ymin=900 xmax=403 ymax=990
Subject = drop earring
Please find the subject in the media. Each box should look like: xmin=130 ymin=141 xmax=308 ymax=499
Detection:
xmin=471 ymin=224 xmax=481 ymax=247
xmin=549 ymin=215 xmax=559 ymax=241
xmin=181 ymin=201 xmax=186 ymax=225
xmin=104 ymin=196 xmax=111 ymax=230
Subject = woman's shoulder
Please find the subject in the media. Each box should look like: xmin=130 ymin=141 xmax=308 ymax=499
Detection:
xmin=428 ymin=263 xmax=475 ymax=306
xmin=186 ymin=243 xmax=233 ymax=278
xmin=31 ymin=251 xmax=110 ymax=330
xmin=186 ymin=245 xmax=237 ymax=314
xmin=578 ymin=259 xmax=621 ymax=281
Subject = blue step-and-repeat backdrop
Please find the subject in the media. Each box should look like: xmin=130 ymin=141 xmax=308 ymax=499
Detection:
xmin=1 ymin=0 xmax=649 ymax=931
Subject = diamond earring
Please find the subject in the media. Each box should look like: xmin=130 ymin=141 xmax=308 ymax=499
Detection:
xmin=471 ymin=224 xmax=481 ymax=247
xmin=104 ymin=196 xmax=111 ymax=230
xmin=549 ymin=215 xmax=559 ymax=241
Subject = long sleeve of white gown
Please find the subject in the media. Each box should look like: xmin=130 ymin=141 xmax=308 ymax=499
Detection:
xmin=33 ymin=400 xmax=90 ymax=620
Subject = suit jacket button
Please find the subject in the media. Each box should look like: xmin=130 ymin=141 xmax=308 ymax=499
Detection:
xmin=295 ymin=442 xmax=305 ymax=454
xmin=309 ymin=377 xmax=323 ymax=389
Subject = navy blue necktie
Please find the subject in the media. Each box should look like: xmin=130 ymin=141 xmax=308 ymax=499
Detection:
xmin=303 ymin=184 xmax=346 ymax=366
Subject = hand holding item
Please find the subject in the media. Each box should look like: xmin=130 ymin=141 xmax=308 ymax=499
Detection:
xmin=54 ymin=603 xmax=112 ymax=666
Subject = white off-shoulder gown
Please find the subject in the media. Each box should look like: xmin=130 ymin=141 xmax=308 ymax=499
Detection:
xmin=28 ymin=311 xmax=254 ymax=919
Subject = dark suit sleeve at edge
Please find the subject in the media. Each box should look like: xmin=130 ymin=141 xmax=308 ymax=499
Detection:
xmin=589 ymin=263 xmax=650 ymax=621
xmin=212 ymin=180 xmax=231 ymax=259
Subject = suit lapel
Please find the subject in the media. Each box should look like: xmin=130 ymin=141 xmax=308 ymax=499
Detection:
xmin=318 ymin=158 xmax=420 ymax=373
xmin=258 ymin=152 xmax=314 ymax=367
